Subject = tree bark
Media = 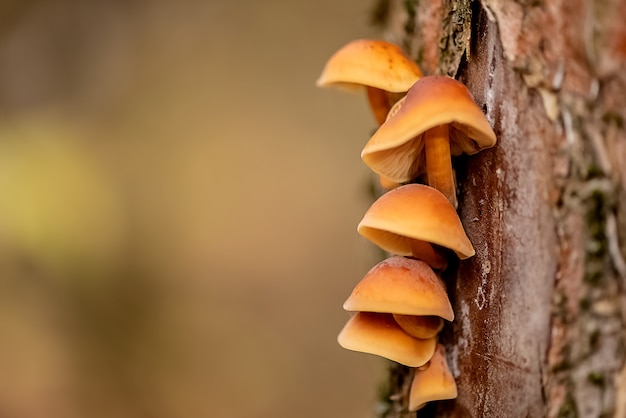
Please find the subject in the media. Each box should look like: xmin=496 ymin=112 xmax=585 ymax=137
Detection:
xmin=373 ymin=0 xmax=626 ymax=416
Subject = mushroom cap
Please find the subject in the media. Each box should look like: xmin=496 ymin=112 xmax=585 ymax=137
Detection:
xmin=357 ymin=184 xmax=475 ymax=259
xmin=393 ymin=314 xmax=444 ymax=339
xmin=316 ymin=39 xmax=422 ymax=92
xmin=337 ymin=312 xmax=437 ymax=367
xmin=343 ymin=256 xmax=454 ymax=321
xmin=361 ymin=75 xmax=497 ymax=183
xmin=409 ymin=344 xmax=457 ymax=411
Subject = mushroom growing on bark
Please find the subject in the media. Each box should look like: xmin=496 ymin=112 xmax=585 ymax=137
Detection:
xmin=316 ymin=39 xmax=422 ymax=125
xmin=408 ymin=343 xmax=457 ymax=411
xmin=337 ymin=312 xmax=437 ymax=367
xmin=337 ymin=256 xmax=453 ymax=366
xmin=342 ymin=256 xmax=454 ymax=323
xmin=357 ymin=183 xmax=474 ymax=269
xmin=361 ymin=75 xmax=497 ymax=207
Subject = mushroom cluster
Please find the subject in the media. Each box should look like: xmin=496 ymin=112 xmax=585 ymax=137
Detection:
xmin=317 ymin=39 xmax=497 ymax=412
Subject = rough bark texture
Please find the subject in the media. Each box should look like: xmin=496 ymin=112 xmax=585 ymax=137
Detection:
xmin=374 ymin=0 xmax=626 ymax=417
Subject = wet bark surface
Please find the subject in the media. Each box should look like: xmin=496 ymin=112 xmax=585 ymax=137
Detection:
xmin=376 ymin=0 xmax=626 ymax=416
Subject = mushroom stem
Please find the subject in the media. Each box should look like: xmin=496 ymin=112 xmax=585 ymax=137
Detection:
xmin=367 ymin=87 xmax=407 ymax=125
xmin=378 ymin=174 xmax=401 ymax=190
xmin=407 ymin=238 xmax=447 ymax=270
xmin=424 ymin=125 xmax=457 ymax=208
xmin=366 ymin=86 xmax=391 ymax=125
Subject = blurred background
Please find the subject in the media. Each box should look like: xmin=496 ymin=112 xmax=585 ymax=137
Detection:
xmin=0 ymin=1 xmax=389 ymax=417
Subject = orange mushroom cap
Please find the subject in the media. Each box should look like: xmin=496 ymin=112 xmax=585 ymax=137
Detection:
xmin=357 ymin=184 xmax=475 ymax=259
xmin=392 ymin=314 xmax=444 ymax=340
xmin=316 ymin=39 xmax=422 ymax=93
xmin=316 ymin=39 xmax=422 ymax=124
xmin=409 ymin=343 xmax=458 ymax=411
xmin=343 ymin=256 xmax=454 ymax=321
xmin=337 ymin=312 xmax=437 ymax=367
xmin=361 ymin=75 xmax=496 ymax=183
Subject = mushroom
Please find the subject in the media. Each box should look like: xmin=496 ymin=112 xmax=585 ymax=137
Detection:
xmin=361 ymin=75 xmax=497 ymax=207
xmin=338 ymin=257 xmax=451 ymax=365
xmin=337 ymin=312 xmax=437 ymax=367
xmin=316 ymin=39 xmax=422 ymax=125
xmin=343 ymin=256 xmax=454 ymax=323
xmin=392 ymin=314 xmax=444 ymax=340
xmin=408 ymin=343 xmax=457 ymax=411
xmin=357 ymin=183 xmax=474 ymax=269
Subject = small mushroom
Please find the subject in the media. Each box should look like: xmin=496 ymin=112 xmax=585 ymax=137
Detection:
xmin=357 ymin=184 xmax=474 ymax=269
xmin=338 ymin=257 xmax=453 ymax=365
xmin=316 ymin=39 xmax=422 ymax=124
xmin=408 ymin=343 xmax=457 ymax=411
xmin=343 ymin=256 xmax=454 ymax=323
xmin=392 ymin=314 xmax=444 ymax=340
xmin=361 ymin=75 xmax=497 ymax=207
xmin=337 ymin=312 xmax=437 ymax=367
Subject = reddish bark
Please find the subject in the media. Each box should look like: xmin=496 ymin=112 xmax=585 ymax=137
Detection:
xmin=377 ymin=0 xmax=626 ymax=416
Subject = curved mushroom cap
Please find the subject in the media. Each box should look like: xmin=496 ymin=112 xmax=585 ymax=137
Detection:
xmin=357 ymin=184 xmax=475 ymax=259
xmin=393 ymin=314 xmax=444 ymax=339
xmin=316 ymin=39 xmax=422 ymax=92
xmin=343 ymin=257 xmax=454 ymax=321
xmin=337 ymin=312 xmax=437 ymax=367
xmin=361 ymin=75 xmax=497 ymax=183
xmin=409 ymin=344 xmax=457 ymax=411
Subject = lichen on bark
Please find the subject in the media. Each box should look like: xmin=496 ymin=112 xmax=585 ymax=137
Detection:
xmin=438 ymin=0 xmax=472 ymax=77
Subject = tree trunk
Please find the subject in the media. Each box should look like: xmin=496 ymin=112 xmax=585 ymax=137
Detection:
xmin=373 ymin=0 xmax=626 ymax=416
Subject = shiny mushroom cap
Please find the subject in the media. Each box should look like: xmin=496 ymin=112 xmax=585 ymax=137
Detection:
xmin=337 ymin=312 xmax=437 ymax=367
xmin=361 ymin=75 xmax=497 ymax=183
xmin=409 ymin=343 xmax=458 ymax=411
xmin=357 ymin=184 xmax=475 ymax=259
xmin=316 ymin=39 xmax=422 ymax=92
xmin=343 ymin=256 xmax=454 ymax=321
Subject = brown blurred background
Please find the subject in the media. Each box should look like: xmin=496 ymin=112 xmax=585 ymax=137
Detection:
xmin=0 ymin=1 xmax=389 ymax=417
